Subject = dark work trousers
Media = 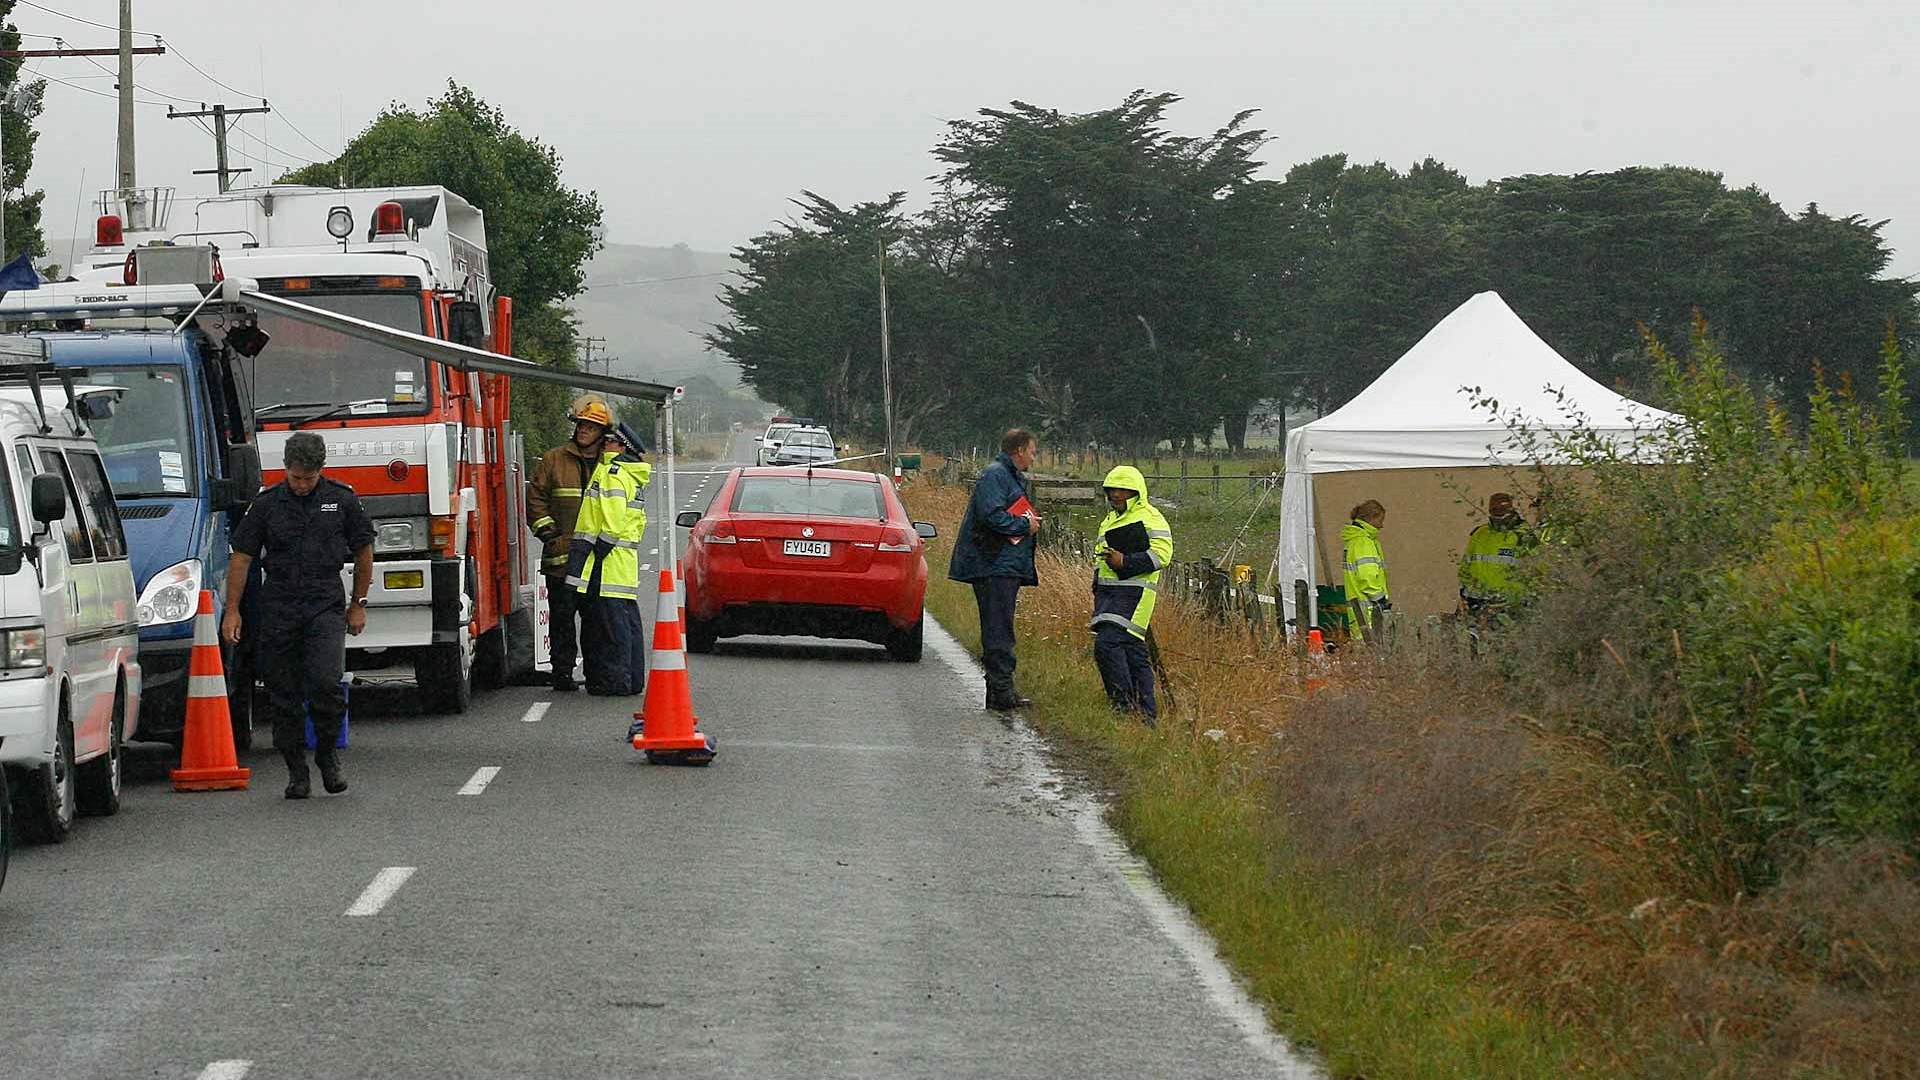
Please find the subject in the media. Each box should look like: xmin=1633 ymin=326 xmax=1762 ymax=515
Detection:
xmin=1093 ymin=623 xmax=1157 ymax=720
xmin=545 ymin=574 xmax=583 ymax=680
xmin=258 ymin=597 xmax=347 ymax=760
xmin=583 ymin=594 xmax=647 ymax=696
xmin=972 ymin=575 xmax=1022 ymax=701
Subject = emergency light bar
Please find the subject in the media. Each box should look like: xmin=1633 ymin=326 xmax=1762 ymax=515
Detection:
xmin=0 ymin=280 xmax=227 ymax=325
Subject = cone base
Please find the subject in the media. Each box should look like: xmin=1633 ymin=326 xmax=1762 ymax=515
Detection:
xmin=171 ymin=765 xmax=251 ymax=791
xmin=634 ymin=729 xmax=711 ymax=753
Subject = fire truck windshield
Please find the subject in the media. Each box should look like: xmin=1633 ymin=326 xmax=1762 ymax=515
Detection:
xmin=248 ymin=291 xmax=430 ymax=419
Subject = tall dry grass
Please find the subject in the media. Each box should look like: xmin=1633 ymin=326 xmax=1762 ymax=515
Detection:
xmin=909 ymin=472 xmax=1920 ymax=1078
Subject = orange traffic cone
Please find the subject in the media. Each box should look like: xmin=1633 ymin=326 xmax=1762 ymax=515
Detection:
xmin=634 ymin=569 xmax=714 ymax=765
xmin=1304 ymin=628 xmax=1330 ymax=694
xmin=172 ymin=590 xmax=251 ymax=791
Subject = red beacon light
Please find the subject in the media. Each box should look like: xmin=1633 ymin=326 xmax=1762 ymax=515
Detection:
xmin=96 ymin=214 xmax=125 ymax=248
xmin=370 ymin=201 xmax=408 ymax=240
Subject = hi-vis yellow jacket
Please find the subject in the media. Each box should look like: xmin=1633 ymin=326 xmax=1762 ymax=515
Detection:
xmin=565 ymin=454 xmax=651 ymax=600
xmin=1090 ymin=465 xmax=1174 ymax=640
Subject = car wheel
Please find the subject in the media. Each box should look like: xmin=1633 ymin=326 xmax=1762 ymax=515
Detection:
xmin=14 ymin=709 xmax=76 ymax=844
xmin=686 ymin=616 xmax=717 ymax=655
xmin=77 ymin=686 xmax=125 ymax=817
xmin=885 ymin=617 xmax=925 ymax=663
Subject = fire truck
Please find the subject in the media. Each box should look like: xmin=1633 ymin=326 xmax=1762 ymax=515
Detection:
xmin=73 ymin=186 xmax=678 ymax=714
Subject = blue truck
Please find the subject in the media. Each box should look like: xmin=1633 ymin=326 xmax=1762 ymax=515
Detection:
xmin=37 ymin=330 xmax=260 ymax=746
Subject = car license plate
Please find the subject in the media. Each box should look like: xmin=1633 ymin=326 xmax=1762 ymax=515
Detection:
xmin=783 ymin=539 xmax=832 ymax=557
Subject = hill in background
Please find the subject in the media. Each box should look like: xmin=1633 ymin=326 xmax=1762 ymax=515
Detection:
xmin=574 ymin=242 xmax=743 ymax=388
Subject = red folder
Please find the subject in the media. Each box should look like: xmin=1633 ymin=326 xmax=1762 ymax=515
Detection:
xmin=1007 ymin=495 xmax=1033 ymax=544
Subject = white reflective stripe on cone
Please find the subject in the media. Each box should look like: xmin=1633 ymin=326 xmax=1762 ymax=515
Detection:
xmin=188 ymin=673 xmax=228 ymax=698
xmin=652 ymin=650 xmax=686 ymax=671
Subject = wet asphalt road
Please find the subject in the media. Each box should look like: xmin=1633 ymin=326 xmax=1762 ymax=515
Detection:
xmin=0 ymin=432 xmax=1312 ymax=1079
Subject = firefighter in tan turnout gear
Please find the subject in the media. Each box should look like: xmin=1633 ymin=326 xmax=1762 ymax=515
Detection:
xmin=528 ymin=396 xmax=613 ymax=692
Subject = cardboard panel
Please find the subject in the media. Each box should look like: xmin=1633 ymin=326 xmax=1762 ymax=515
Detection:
xmin=1310 ymin=467 xmax=1543 ymax=619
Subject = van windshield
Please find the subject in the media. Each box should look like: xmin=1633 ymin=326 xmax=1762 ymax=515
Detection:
xmin=249 ymin=291 xmax=430 ymax=419
xmin=73 ymin=365 xmax=197 ymax=497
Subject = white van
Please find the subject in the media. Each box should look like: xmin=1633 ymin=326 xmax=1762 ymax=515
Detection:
xmin=0 ymin=347 xmax=144 ymax=844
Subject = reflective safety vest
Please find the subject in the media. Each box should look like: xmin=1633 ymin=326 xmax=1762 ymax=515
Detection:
xmin=1459 ymin=521 xmax=1525 ymax=601
xmin=1340 ymin=519 xmax=1388 ymax=640
xmin=1089 ymin=466 xmax=1174 ymax=640
xmin=565 ymin=455 xmax=652 ymax=600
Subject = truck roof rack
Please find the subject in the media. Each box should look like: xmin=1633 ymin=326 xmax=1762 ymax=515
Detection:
xmin=0 ymin=280 xmax=226 ymax=327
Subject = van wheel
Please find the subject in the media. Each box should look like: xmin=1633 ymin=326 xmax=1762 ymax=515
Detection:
xmin=416 ymin=637 xmax=473 ymax=714
xmin=77 ymin=687 xmax=125 ymax=816
xmin=15 ymin=710 xmax=76 ymax=844
xmin=0 ymin=765 xmax=12 ymax=895
xmin=885 ymin=618 xmax=925 ymax=663
xmin=226 ymin=642 xmax=254 ymax=751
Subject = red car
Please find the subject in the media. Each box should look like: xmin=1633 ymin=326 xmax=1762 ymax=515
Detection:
xmin=675 ymin=467 xmax=937 ymax=661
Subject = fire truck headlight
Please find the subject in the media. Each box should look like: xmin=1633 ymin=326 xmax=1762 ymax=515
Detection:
xmin=374 ymin=519 xmax=428 ymax=553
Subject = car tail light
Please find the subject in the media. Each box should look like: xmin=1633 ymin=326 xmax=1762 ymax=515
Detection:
xmin=704 ymin=518 xmax=737 ymax=545
xmin=877 ymin=526 xmax=914 ymax=553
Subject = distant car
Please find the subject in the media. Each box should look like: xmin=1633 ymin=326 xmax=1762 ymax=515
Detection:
xmin=675 ymin=467 xmax=937 ymax=661
xmin=767 ymin=426 xmax=837 ymax=467
xmin=755 ymin=422 xmax=800 ymax=466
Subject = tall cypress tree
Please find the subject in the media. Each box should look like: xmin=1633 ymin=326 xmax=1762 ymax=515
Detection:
xmin=0 ymin=1 xmax=48 ymax=264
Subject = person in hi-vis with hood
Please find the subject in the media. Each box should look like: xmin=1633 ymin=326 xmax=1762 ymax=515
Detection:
xmin=1089 ymin=466 xmax=1173 ymax=723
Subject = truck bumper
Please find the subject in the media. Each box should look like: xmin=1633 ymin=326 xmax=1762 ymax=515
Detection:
xmin=0 ymin=673 xmax=55 ymax=766
xmin=345 ymin=556 xmax=466 ymax=655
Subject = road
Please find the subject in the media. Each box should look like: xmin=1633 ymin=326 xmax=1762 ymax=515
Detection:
xmin=0 ymin=431 xmax=1314 ymax=1079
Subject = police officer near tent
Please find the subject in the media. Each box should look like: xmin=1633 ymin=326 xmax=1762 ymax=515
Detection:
xmin=1090 ymin=466 xmax=1173 ymax=723
xmin=222 ymin=432 xmax=374 ymax=799
xmin=1458 ymin=491 xmax=1527 ymax=620
xmin=566 ymin=421 xmax=652 ymax=696
xmin=528 ymin=396 xmax=611 ymax=691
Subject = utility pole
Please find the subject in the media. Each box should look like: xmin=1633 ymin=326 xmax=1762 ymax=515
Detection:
xmin=168 ymin=102 xmax=271 ymax=193
xmin=579 ymin=336 xmax=607 ymax=379
xmin=877 ymin=238 xmax=895 ymax=470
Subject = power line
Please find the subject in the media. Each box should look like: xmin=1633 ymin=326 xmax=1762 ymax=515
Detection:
xmin=73 ymin=47 xmax=201 ymax=104
xmin=15 ymin=1 xmax=159 ymax=39
xmin=162 ymin=40 xmax=336 ymax=159
xmin=34 ymin=66 xmax=169 ymax=108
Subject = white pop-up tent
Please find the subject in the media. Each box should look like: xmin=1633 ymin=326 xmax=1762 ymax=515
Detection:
xmin=1277 ymin=290 xmax=1677 ymax=627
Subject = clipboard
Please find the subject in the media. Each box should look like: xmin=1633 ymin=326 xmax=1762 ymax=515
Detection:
xmin=1103 ymin=520 xmax=1151 ymax=555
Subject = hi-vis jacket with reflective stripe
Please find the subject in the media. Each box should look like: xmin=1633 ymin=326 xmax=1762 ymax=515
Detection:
xmin=565 ymin=454 xmax=652 ymax=600
xmin=528 ymin=441 xmax=600 ymax=574
xmin=1341 ymin=518 xmax=1389 ymax=641
xmin=1090 ymin=465 xmax=1174 ymax=640
xmin=1458 ymin=521 xmax=1525 ymax=601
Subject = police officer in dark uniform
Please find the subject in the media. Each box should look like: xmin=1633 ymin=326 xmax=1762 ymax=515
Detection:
xmin=222 ymin=432 xmax=375 ymax=799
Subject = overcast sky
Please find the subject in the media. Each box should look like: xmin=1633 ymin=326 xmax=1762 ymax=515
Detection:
xmin=17 ymin=0 xmax=1919 ymax=279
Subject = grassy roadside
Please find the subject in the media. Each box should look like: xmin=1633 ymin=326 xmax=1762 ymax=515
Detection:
xmin=910 ymin=480 xmax=1600 ymax=1079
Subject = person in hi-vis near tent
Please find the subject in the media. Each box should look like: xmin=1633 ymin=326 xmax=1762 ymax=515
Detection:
xmin=1090 ymin=466 xmax=1173 ymax=722
xmin=1341 ymin=500 xmax=1390 ymax=640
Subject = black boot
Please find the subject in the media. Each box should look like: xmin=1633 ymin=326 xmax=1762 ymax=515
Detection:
xmin=315 ymin=749 xmax=348 ymax=794
xmin=283 ymin=750 xmax=311 ymax=800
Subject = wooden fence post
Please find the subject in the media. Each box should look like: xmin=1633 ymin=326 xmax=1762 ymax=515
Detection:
xmin=1211 ymin=462 xmax=1221 ymax=500
xmin=1178 ymin=457 xmax=1188 ymax=502
xmin=1293 ymin=579 xmax=1311 ymax=650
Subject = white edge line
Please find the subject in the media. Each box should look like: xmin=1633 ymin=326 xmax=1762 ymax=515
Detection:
xmin=344 ymin=866 xmax=417 ymax=917
xmin=924 ymin=616 xmax=1322 ymax=1077
xmin=457 ymin=766 xmax=502 ymax=796
xmin=518 ymin=702 xmax=551 ymax=724
xmin=196 ymin=1063 xmax=253 ymax=1080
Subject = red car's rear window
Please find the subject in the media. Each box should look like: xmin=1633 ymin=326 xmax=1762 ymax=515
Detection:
xmin=733 ymin=476 xmax=884 ymax=518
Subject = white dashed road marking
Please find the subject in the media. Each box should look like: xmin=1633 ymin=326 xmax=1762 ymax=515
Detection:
xmin=345 ymin=867 xmax=417 ymax=917
xmin=518 ymin=702 xmax=550 ymax=724
xmin=197 ymin=1063 xmax=252 ymax=1080
xmin=457 ymin=767 xmax=502 ymax=796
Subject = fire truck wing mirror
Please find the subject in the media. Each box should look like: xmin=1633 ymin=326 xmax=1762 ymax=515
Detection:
xmin=226 ymin=322 xmax=271 ymax=358
xmin=447 ymin=301 xmax=486 ymax=349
